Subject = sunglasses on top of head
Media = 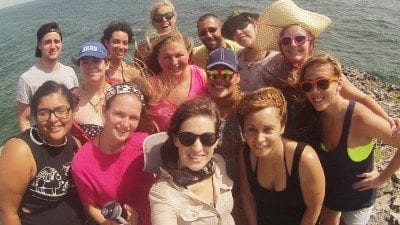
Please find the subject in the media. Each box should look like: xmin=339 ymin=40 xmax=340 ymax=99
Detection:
xmin=300 ymin=77 xmax=340 ymax=93
xmin=206 ymin=69 xmax=235 ymax=81
xmin=280 ymin=35 xmax=312 ymax=46
xmin=198 ymin=27 xmax=219 ymax=37
xmin=177 ymin=132 xmax=219 ymax=147
xmin=153 ymin=12 xmax=175 ymax=23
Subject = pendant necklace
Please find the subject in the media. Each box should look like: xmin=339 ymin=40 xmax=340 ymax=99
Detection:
xmin=83 ymin=85 xmax=106 ymax=113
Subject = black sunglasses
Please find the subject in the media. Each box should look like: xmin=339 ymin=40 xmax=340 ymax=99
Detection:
xmin=300 ymin=77 xmax=340 ymax=92
xmin=177 ymin=132 xmax=219 ymax=147
xmin=153 ymin=12 xmax=175 ymax=23
xmin=198 ymin=27 xmax=218 ymax=37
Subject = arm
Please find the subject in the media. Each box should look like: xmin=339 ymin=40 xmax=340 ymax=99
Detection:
xmin=238 ymin=147 xmax=258 ymax=225
xmin=17 ymin=102 xmax=31 ymax=131
xmin=298 ymin=146 xmax=325 ymax=225
xmin=0 ymin=138 xmax=35 ymax=225
xmin=351 ymin=105 xmax=400 ymax=190
xmin=148 ymin=184 xmax=178 ymax=225
xmin=339 ymin=75 xmax=392 ymax=125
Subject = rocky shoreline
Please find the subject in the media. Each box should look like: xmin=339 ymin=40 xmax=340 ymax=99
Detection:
xmin=344 ymin=67 xmax=400 ymax=225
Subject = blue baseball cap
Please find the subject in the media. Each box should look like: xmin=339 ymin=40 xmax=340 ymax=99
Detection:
xmin=76 ymin=41 xmax=107 ymax=62
xmin=207 ymin=48 xmax=238 ymax=72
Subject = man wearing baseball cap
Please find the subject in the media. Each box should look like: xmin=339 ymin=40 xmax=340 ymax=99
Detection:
xmin=16 ymin=22 xmax=79 ymax=131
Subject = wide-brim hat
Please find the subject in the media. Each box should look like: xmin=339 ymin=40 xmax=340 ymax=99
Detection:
xmin=221 ymin=11 xmax=260 ymax=41
xmin=142 ymin=132 xmax=169 ymax=174
xmin=256 ymin=0 xmax=331 ymax=51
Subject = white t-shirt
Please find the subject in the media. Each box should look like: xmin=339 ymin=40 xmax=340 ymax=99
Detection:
xmin=16 ymin=62 xmax=79 ymax=104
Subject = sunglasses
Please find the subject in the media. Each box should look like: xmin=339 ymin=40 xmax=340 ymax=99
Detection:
xmin=153 ymin=12 xmax=175 ymax=23
xmin=300 ymin=77 xmax=340 ymax=93
xmin=233 ymin=20 xmax=250 ymax=32
xmin=280 ymin=35 xmax=312 ymax=46
xmin=206 ymin=69 xmax=235 ymax=81
xmin=177 ymin=132 xmax=219 ymax=147
xmin=198 ymin=27 xmax=218 ymax=37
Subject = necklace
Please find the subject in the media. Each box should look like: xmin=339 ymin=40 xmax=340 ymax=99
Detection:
xmin=29 ymin=127 xmax=68 ymax=147
xmin=82 ymin=85 xmax=106 ymax=113
xmin=106 ymin=61 xmax=126 ymax=82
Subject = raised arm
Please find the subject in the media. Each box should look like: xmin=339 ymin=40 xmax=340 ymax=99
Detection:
xmin=238 ymin=147 xmax=258 ymax=225
xmin=299 ymin=145 xmax=325 ymax=225
xmin=0 ymin=138 xmax=35 ymax=225
xmin=339 ymin=75 xmax=392 ymax=125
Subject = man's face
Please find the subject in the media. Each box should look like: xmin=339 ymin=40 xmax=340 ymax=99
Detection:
xmin=197 ymin=17 xmax=223 ymax=51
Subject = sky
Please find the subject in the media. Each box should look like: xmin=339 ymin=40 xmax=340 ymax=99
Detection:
xmin=0 ymin=0 xmax=36 ymax=9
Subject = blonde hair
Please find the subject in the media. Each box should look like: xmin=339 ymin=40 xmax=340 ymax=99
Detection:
xmin=298 ymin=52 xmax=343 ymax=81
xmin=148 ymin=0 xmax=177 ymax=35
xmin=237 ymin=87 xmax=288 ymax=126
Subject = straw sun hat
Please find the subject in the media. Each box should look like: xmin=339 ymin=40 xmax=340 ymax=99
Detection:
xmin=256 ymin=0 xmax=331 ymax=51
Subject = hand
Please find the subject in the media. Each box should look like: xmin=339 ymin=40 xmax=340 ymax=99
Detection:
xmin=124 ymin=204 xmax=140 ymax=225
xmin=389 ymin=117 xmax=400 ymax=137
xmin=352 ymin=167 xmax=383 ymax=191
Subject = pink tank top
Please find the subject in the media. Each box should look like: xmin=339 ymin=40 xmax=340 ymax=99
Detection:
xmin=150 ymin=65 xmax=207 ymax=131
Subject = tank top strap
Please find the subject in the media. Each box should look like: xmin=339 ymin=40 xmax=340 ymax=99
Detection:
xmin=337 ymin=101 xmax=356 ymax=149
xmin=289 ymin=142 xmax=306 ymax=184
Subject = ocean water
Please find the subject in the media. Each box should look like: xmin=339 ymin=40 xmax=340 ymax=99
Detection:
xmin=0 ymin=0 xmax=399 ymax=144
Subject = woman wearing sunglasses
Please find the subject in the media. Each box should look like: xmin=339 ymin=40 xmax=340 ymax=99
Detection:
xmin=145 ymin=31 xmax=207 ymax=132
xmin=206 ymin=48 xmax=246 ymax=224
xmin=236 ymin=87 xmax=325 ymax=225
xmin=148 ymin=97 xmax=235 ymax=225
xmin=0 ymin=81 xmax=84 ymax=225
xmin=221 ymin=11 xmax=279 ymax=93
xmin=135 ymin=0 xmax=177 ymax=62
xmin=71 ymin=84 xmax=156 ymax=225
xmin=256 ymin=0 xmax=395 ymax=142
xmin=101 ymin=20 xmax=142 ymax=85
xmin=299 ymin=53 xmax=400 ymax=225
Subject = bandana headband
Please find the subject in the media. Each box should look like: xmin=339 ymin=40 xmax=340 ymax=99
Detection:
xmin=105 ymin=84 xmax=145 ymax=105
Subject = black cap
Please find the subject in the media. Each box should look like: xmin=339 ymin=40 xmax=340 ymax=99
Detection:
xmin=221 ymin=11 xmax=259 ymax=40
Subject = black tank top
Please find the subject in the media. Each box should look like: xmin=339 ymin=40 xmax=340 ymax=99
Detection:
xmin=17 ymin=128 xmax=84 ymax=225
xmin=244 ymin=142 xmax=306 ymax=225
xmin=318 ymin=101 xmax=376 ymax=211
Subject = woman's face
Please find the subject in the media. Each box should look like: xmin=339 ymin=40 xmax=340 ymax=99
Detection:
xmin=233 ymin=21 xmax=257 ymax=48
xmin=243 ymin=107 xmax=284 ymax=158
xmin=35 ymin=93 xmax=73 ymax=145
xmin=206 ymin=66 xmax=240 ymax=99
xmin=80 ymin=57 xmax=108 ymax=83
xmin=104 ymin=31 xmax=129 ymax=60
xmin=302 ymin=64 xmax=340 ymax=112
xmin=103 ymin=94 xmax=142 ymax=142
xmin=152 ymin=5 xmax=176 ymax=34
xmin=157 ymin=40 xmax=189 ymax=77
xmin=173 ymin=116 xmax=218 ymax=171
xmin=280 ymin=25 xmax=313 ymax=65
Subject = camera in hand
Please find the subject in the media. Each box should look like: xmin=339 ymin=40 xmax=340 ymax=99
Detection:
xmin=101 ymin=201 xmax=129 ymax=224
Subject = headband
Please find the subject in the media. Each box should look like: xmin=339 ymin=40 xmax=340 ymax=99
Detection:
xmin=105 ymin=84 xmax=145 ymax=106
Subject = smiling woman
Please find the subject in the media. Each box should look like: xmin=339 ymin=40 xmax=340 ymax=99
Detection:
xmin=0 ymin=81 xmax=85 ymax=225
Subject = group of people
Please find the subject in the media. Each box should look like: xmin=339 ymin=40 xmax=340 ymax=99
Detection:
xmin=1 ymin=0 xmax=399 ymax=225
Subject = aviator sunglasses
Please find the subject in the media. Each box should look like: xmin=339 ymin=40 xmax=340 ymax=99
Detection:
xmin=177 ymin=132 xmax=219 ymax=147
xmin=206 ymin=69 xmax=235 ymax=81
xmin=300 ymin=77 xmax=340 ymax=93
xmin=153 ymin=12 xmax=175 ymax=23
xmin=280 ymin=35 xmax=312 ymax=46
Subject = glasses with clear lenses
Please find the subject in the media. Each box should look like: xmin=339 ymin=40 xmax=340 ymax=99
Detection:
xmin=153 ymin=12 xmax=175 ymax=23
xmin=206 ymin=69 xmax=235 ymax=81
xmin=198 ymin=27 xmax=218 ymax=37
xmin=300 ymin=77 xmax=340 ymax=92
xmin=177 ymin=132 xmax=219 ymax=147
xmin=280 ymin=35 xmax=312 ymax=46
xmin=36 ymin=106 xmax=71 ymax=122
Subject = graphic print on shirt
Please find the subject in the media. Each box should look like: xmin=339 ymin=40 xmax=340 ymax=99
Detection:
xmin=30 ymin=163 xmax=72 ymax=197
